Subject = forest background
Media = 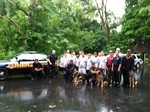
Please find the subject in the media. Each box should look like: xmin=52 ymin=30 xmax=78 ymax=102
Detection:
xmin=0 ymin=0 xmax=149 ymax=59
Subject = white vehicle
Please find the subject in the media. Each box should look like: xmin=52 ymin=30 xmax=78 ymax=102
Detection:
xmin=122 ymin=54 xmax=143 ymax=69
xmin=131 ymin=54 xmax=143 ymax=68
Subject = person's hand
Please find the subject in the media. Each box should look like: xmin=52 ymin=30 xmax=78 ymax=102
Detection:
xmin=106 ymin=67 xmax=108 ymax=71
xmin=35 ymin=68 xmax=38 ymax=71
xmin=49 ymin=62 xmax=52 ymax=65
xmin=48 ymin=61 xmax=52 ymax=65
xmin=104 ymin=66 xmax=107 ymax=71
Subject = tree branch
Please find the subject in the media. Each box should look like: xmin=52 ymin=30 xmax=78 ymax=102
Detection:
xmin=95 ymin=0 xmax=110 ymax=44
xmin=7 ymin=0 xmax=29 ymax=16
xmin=95 ymin=0 xmax=105 ymax=26
xmin=4 ymin=15 xmax=25 ymax=37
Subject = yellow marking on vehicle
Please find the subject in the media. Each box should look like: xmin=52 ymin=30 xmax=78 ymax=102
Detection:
xmin=7 ymin=63 xmax=33 ymax=69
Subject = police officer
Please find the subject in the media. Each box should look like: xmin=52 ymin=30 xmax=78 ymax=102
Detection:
xmin=65 ymin=59 xmax=77 ymax=82
xmin=90 ymin=62 xmax=99 ymax=86
xmin=47 ymin=50 xmax=58 ymax=79
xmin=122 ymin=49 xmax=134 ymax=87
xmin=112 ymin=51 xmax=122 ymax=86
xmin=32 ymin=59 xmax=44 ymax=80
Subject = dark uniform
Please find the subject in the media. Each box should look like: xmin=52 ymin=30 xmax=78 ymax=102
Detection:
xmin=65 ymin=60 xmax=76 ymax=82
xmin=112 ymin=56 xmax=122 ymax=86
xmin=122 ymin=51 xmax=134 ymax=86
xmin=48 ymin=54 xmax=58 ymax=78
xmin=32 ymin=60 xmax=44 ymax=80
xmin=90 ymin=64 xmax=99 ymax=86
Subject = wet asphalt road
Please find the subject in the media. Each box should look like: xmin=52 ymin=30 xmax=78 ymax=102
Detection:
xmin=0 ymin=65 xmax=150 ymax=112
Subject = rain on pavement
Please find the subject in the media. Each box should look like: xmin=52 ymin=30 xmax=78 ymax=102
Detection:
xmin=0 ymin=65 xmax=150 ymax=112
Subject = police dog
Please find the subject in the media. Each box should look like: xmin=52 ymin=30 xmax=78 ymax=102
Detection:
xmin=72 ymin=68 xmax=79 ymax=84
xmin=129 ymin=70 xmax=137 ymax=87
xmin=97 ymin=69 xmax=104 ymax=87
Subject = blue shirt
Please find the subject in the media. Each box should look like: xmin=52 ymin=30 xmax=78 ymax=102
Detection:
xmin=113 ymin=56 xmax=122 ymax=67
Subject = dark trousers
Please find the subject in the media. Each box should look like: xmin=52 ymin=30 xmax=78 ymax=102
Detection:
xmin=85 ymin=70 xmax=91 ymax=85
xmin=123 ymin=69 xmax=130 ymax=86
xmin=107 ymin=66 xmax=112 ymax=85
xmin=113 ymin=68 xmax=120 ymax=85
xmin=48 ymin=64 xmax=57 ymax=78
xmin=65 ymin=70 xmax=73 ymax=82
xmin=91 ymin=74 xmax=96 ymax=86
xmin=32 ymin=71 xmax=43 ymax=80
xmin=119 ymin=69 xmax=123 ymax=84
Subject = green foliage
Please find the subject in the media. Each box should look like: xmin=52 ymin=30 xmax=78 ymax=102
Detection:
xmin=120 ymin=0 xmax=150 ymax=50
xmin=0 ymin=0 xmax=121 ymax=59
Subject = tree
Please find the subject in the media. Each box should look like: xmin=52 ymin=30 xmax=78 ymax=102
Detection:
xmin=120 ymin=0 xmax=150 ymax=50
xmin=0 ymin=0 xmax=119 ymax=59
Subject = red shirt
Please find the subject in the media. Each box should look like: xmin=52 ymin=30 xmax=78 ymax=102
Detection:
xmin=107 ymin=56 xmax=114 ymax=66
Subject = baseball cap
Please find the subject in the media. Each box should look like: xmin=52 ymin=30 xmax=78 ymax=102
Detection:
xmin=127 ymin=49 xmax=131 ymax=52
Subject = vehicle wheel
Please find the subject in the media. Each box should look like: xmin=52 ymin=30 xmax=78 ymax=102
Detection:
xmin=0 ymin=68 xmax=8 ymax=80
xmin=136 ymin=63 xmax=140 ymax=69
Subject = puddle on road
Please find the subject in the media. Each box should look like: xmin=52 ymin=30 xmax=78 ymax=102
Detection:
xmin=0 ymin=66 xmax=150 ymax=112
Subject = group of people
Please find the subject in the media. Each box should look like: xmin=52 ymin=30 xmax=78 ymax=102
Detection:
xmin=31 ymin=48 xmax=135 ymax=87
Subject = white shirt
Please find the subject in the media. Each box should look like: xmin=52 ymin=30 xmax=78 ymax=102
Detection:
xmin=78 ymin=56 xmax=87 ymax=68
xmin=91 ymin=57 xmax=99 ymax=67
xmin=86 ymin=58 xmax=92 ymax=70
xmin=60 ymin=57 xmax=68 ymax=67
xmin=69 ymin=56 xmax=77 ymax=64
xmin=99 ymin=56 xmax=107 ymax=69
xmin=66 ymin=53 xmax=71 ymax=59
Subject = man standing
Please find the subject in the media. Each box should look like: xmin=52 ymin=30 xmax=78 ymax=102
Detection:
xmin=92 ymin=52 xmax=99 ymax=68
xmin=114 ymin=47 xmax=123 ymax=84
xmin=48 ymin=50 xmax=58 ymax=78
xmin=85 ymin=53 xmax=92 ymax=85
xmin=122 ymin=49 xmax=134 ymax=87
xmin=78 ymin=52 xmax=87 ymax=83
xmin=98 ymin=51 xmax=107 ymax=76
xmin=107 ymin=50 xmax=114 ymax=86
xmin=114 ymin=48 xmax=122 ymax=57
xmin=112 ymin=51 xmax=122 ymax=87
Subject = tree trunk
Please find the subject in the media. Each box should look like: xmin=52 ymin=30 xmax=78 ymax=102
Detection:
xmin=95 ymin=0 xmax=110 ymax=45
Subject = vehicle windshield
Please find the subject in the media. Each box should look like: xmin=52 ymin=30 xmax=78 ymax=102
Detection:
xmin=10 ymin=58 xmax=17 ymax=62
xmin=137 ymin=55 xmax=141 ymax=59
xmin=10 ymin=53 xmax=47 ymax=62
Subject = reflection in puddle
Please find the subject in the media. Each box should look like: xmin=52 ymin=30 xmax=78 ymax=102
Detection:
xmin=0 ymin=67 xmax=150 ymax=111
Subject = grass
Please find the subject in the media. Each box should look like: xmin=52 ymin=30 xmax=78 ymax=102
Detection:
xmin=8 ymin=74 xmax=31 ymax=79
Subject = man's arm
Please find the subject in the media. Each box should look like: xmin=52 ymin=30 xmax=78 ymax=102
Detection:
xmin=104 ymin=57 xmax=107 ymax=70
xmin=118 ymin=57 xmax=122 ymax=72
xmin=131 ymin=57 xmax=135 ymax=70
xmin=36 ymin=63 xmax=43 ymax=71
xmin=47 ymin=55 xmax=52 ymax=65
